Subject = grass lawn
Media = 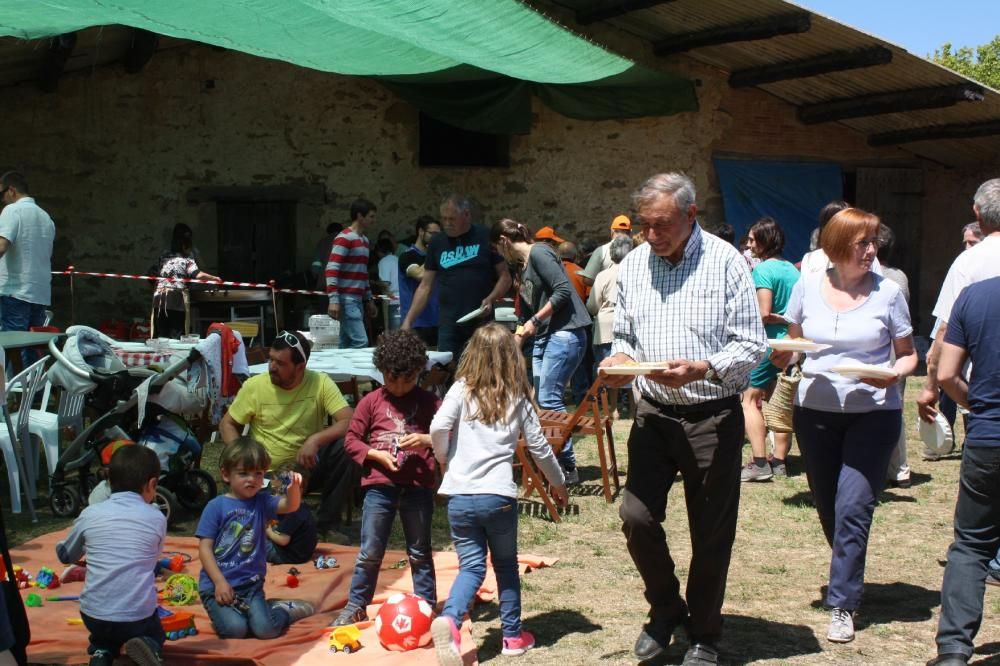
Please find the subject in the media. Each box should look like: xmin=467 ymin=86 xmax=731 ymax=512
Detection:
xmin=5 ymin=382 xmax=995 ymax=665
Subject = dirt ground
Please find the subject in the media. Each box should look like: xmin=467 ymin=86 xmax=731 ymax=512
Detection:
xmin=8 ymin=383 xmax=997 ymax=665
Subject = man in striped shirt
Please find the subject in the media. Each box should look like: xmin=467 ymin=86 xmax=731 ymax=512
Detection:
xmin=601 ymin=173 xmax=766 ymax=666
xmin=326 ymin=198 xmax=379 ymax=348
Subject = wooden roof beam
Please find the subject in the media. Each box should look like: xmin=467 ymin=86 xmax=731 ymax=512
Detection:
xmin=123 ymin=29 xmax=160 ymax=74
xmin=799 ymin=83 xmax=986 ymax=124
xmin=653 ymin=12 xmax=811 ymax=57
xmin=868 ymin=120 xmax=1000 ymax=146
xmin=37 ymin=33 xmax=76 ymax=93
xmin=729 ymin=45 xmax=892 ymax=88
xmin=577 ymin=0 xmax=677 ymax=25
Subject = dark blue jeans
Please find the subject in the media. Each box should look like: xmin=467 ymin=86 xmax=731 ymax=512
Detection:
xmin=80 ymin=609 xmax=165 ymax=656
xmin=346 ymin=485 xmax=437 ymax=610
xmin=0 ymin=295 xmax=47 ymax=367
xmin=936 ymin=446 xmax=1000 ymax=659
xmin=200 ymin=579 xmax=290 ymax=639
xmin=793 ymin=407 xmax=900 ymax=610
xmin=442 ymin=494 xmax=521 ymax=638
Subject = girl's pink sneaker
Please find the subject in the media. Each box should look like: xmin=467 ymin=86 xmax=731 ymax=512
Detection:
xmin=431 ymin=616 xmax=462 ymax=666
xmin=501 ymin=630 xmax=536 ymax=656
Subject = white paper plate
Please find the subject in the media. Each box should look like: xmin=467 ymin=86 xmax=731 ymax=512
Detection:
xmin=600 ymin=362 xmax=669 ymax=376
xmin=768 ymin=339 xmax=831 ymax=353
xmin=456 ymin=306 xmax=486 ymax=324
xmin=919 ymin=412 xmax=955 ymax=455
xmin=830 ymin=364 xmax=899 ymax=380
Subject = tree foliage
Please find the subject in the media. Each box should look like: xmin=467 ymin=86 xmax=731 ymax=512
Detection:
xmin=931 ymin=36 xmax=1000 ymax=89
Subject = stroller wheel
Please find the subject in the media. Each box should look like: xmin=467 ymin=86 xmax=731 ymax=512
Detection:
xmin=154 ymin=487 xmax=178 ymax=524
xmin=50 ymin=486 xmax=82 ymax=518
xmin=175 ymin=469 xmax=218 ymax=511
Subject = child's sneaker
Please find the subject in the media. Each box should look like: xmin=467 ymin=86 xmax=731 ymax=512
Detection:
xmin=331 ymin=604 xmax=368 ymax=626
xmin=431 ymin=615 xmax=462 ymax=666
xmin=88 ymin=649 xmax=114 ymax=666
xmin=270 ymin=599 xmax=315 ymax=623
xmin=501 ymin=630 xmax=536 ymax=656
xmin=123 ymin=637 xmax=164 ymax=666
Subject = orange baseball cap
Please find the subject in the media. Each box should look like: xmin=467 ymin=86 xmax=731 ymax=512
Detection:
xmin=534 ymin=226 xmax=565 ymax=243
xmin=610 ymin=215 xmax=632 ymax=231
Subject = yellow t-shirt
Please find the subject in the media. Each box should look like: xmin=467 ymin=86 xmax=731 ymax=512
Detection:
xmin=227 ymin=371 xmax=349 ymax=468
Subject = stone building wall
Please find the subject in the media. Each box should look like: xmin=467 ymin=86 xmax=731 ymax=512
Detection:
xmin=0 ymin=42 xmax=971 ymax=330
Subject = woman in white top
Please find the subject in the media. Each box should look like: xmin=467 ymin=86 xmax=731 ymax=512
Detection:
xmin=586 ymin=235 xmax=633 ymax=418
xmin=773 ymin=208 xmax=916 ymax=646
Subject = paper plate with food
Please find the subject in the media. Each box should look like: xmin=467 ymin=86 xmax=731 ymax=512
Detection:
xmin=768 ymin=338 xmax=831 ymax=353
xmin=829 ymin=363 xmax=899 ymax=380
xmin=600 ymin=360 xmax=671 ymax=376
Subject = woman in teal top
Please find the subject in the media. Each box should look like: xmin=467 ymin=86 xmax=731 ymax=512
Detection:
xmin=741 ymin=217 xmax=801 ymax=482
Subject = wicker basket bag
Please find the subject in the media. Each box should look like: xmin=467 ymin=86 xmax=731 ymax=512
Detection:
xmin=762 ymin=364 xmax=801 ymax=434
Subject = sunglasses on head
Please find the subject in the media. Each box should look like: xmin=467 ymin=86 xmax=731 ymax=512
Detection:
xmin=275 ymin=330 xmax=307 ymax=362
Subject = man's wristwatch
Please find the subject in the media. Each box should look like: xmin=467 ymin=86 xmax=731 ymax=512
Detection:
xmin=704 ymin=361 xmax=721 ymax=384
xmin=530 ymin=315 xmax=543 ymax=328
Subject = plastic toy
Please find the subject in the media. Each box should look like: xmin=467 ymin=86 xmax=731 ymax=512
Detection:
xmin=158 ymin=607 xmax=198 ymax=640
xmin=12 ymin=566 xmax=31 ymax=589
xmin=66 ymin=618 xmax=83 ymax=626
xmin=155 ymin=552 xmax=191 ymax=576
xmin=329 ymin=625 xmax=362 ymax=654
xmin=159 ymin=574 xmax=198 ymax=606
xmin=47 ymin=595 xmax=79 ymax=601
xmin=32 ymin=567 xmax=61 ymax=589
xmin=24 ymin=593 xmax=42 ymax=607
xmin=286 ymin=567 xmax=301 ymax=588
xmin=314 ymin=555 xmax=339 ymax=569
xmin=374 ymin=593 xmax=433 ymax=652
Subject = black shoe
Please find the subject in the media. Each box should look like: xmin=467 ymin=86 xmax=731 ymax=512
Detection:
xmin=88 ymin=650 xmax=114 ymax=666
xmin=124 ymin=637 xmax=164 ymax=666
xmin=330 ymin=604 xmax=368 ymax=626
xmin=927 ymin=654 xmax=968 ymax=666
xmin=683 ymin=642 xmax=720 ymax=666
xmin=633 ymin=612 xmax=685 ymax=661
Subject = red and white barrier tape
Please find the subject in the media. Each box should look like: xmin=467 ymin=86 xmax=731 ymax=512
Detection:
xmin=52 ymin=266 xmax=330 ymax=297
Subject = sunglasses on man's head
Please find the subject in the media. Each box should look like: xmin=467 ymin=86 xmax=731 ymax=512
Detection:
xmin=275 ymin=330 xmax=307 ymax=362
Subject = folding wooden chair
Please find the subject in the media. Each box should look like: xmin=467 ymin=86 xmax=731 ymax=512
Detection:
xmin=538 ymin=378 xmax=620 ymax=502
xmin=514 ymin=437 xmax=562 ymax=522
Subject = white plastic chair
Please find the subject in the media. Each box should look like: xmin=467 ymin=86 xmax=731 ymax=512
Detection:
xmin=29 ymin=376 xmax=85 ymax=478
xmin=0 ymin=356 xmax=49 ymax=515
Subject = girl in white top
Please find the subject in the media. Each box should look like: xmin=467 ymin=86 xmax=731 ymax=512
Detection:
xmin=423 ymin=323 xmax=567 ymax=665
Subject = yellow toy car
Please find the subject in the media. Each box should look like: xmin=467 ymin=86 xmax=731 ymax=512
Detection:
xmin=329 ymin=625 xmax=362 ymax=654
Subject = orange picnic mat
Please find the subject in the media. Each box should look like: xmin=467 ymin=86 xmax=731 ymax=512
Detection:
xmin=11 ymin=529 xmax=557 ymax=666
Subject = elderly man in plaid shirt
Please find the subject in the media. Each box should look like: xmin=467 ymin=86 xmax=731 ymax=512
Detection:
xmin=601 ymin=172 xmax=766 ymax=666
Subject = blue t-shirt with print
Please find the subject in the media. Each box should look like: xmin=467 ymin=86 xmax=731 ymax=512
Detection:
xmin=944 ymin=276 xmax=1000 ymax=447
xmin=424 ymin=224 xmax=503 ymax=324
xmin=196 ymin=492 xmax=280 ymax=592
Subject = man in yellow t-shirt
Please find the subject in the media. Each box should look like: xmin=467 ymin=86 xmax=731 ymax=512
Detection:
xmin=220 ymin=330 xmax=354 ymax=532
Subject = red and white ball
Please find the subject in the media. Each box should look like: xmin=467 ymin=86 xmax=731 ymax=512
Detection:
xmin=374 ymin=593 xmax=434 ymax=651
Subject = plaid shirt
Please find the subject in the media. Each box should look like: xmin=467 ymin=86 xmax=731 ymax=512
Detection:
xmin=611 ymin=224 xmax=767 ymax=405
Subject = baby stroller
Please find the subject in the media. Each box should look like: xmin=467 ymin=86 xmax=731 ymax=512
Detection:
xmin=45 ymin=326 xmax=217 ymax=523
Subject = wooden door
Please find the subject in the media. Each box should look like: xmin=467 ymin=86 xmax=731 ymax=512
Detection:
xmin=217 ymin=201 xmax=296 ymax=284
xmin=855 ymin=167 xmax=924 ymax=329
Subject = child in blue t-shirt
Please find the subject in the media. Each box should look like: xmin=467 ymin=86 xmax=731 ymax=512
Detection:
xmin=265 ymin=474 xmax=318 ymax=564
xmin=197 ymin=437 xmax=314 ymax=638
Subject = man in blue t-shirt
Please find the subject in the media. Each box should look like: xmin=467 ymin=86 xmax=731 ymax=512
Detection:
xmin=931 ymin=275 xmax=1000 ymax=665
xmin=401 ymin=195 xmax=511 ymax=357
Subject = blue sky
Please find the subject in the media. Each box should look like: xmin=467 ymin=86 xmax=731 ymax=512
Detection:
xmin=796 ymin=0 xmax=1000 ymax=58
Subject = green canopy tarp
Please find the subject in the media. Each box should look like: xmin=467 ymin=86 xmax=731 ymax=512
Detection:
xmin=2 ymin=0 xmax=697 ymax=130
